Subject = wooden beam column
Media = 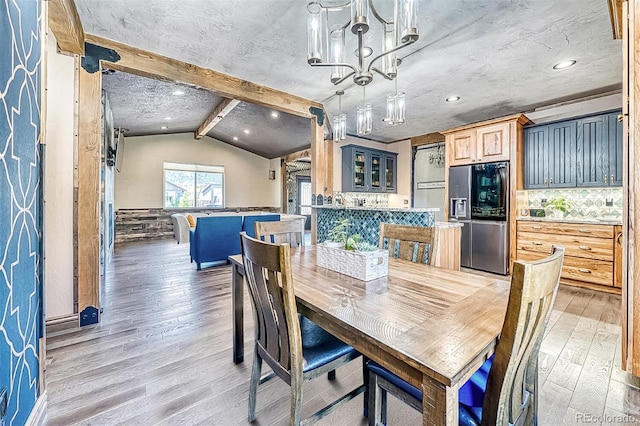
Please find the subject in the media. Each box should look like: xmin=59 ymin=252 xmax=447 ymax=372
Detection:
xmin=623 ymin=0 xmax=640 ymax=375
xmin=310 ymin=117 xmax=333 ymax=244
xmin=48 ymin=0 xmax=85 ymax=55
xmin=76 ymin=65 xmax=101 ymax=325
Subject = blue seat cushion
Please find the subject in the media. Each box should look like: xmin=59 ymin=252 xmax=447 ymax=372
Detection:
xmin=299 ymin=315 xmax=358 ymax=373
xmin=366 ymin=354 xmax=494 ymax=425
xmin=366 ymin=360 xmax=422 ymax=401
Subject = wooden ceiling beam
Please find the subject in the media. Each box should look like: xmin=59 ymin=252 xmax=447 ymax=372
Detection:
xmin=608 ymin=0 xmax=624 ymax=40
xmin=48 ymin=0 xmax=85 ymax=55
xmin=195 ymin=98 xmax=240 ymax=140
xmin=410 ymin=132 xmax=445 ymax=147
xmin=85 ymin=34 xmax=323 ymax=119
xmin=283 ymin=148 xmax=311 ymax=164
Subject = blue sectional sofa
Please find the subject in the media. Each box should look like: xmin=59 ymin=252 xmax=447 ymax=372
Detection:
xmin=241 ymin=214 xmax=280 ymax=238
xmin=189 ymin=214 xmax=280 ymax=270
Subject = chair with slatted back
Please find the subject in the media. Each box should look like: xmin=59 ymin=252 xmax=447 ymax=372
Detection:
xmin=240 ymin=232 xmax=365 ymax=425
xmin=366 ymin=246 xmax=565 ymax=426
xmin=254 ymin=219 xmax=304 ymax=247
xmin=378 ymin=223 xmax=438 ymax=265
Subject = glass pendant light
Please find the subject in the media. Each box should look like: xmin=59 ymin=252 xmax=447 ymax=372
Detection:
xmin=351 ymin=0 xmax=369 ymax=33
xmin=307 ymin=2 xmax=323 ymax=64
xmin=357 ymin=87 xmax=372 ymax=135
xmin=381 ymin=21 xmax=396 ymax=78
xmin=330 ymin=26 xmax=346 ymax=84
xmin=333 ymin=90 xmax=347 ymax=142
xmin=384 ymin=72 xmax=406 ymax=126
xmin=399 ymin=0 xmax=419 ymax=43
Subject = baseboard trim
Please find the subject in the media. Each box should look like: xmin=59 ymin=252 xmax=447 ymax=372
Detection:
xmin=25 ymin=391 xmax=47 ymax=426
xmin=45 ymin=314 xmax=78 ymax=326
xmin=45 ymin=314 xmax=78 ymax=334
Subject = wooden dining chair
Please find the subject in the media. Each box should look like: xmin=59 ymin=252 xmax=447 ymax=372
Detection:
xmin=254 ymin=219 xmax=304 ymax=247
xmin=240 ymin=232 xmax=365 ymax=425
xmin=366 ymin=246 xmax=565 ymax=426
xmin=378 ymin=223 xmax=438 ymax=265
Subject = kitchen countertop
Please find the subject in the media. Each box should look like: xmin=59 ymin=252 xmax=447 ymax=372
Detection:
xmin=517 ymin=216 xmax=622 ymax=226
xmin=434 ymin=221 xmax=464 ymax=228
xmin=313 ymin=205 xmax=439 ymax=212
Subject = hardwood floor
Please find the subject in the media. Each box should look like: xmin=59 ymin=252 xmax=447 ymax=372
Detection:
xmin=44 ymin=239 xmax=639 ymax=425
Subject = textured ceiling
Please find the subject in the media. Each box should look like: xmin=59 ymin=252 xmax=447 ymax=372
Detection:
xmin=78 ymin=0 xmax=622 ymax=149
xmin=101 ymin=70 xmax=311 ymax=158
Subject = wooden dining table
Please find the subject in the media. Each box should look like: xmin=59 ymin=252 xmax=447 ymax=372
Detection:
xmin=228 ymin=246 xmax=510 ymax=425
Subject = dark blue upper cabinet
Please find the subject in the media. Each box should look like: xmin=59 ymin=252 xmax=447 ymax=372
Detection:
xmin=524 ymin=126 xmax=548 ymax=189
xmin=523 ymin=110 xmax=622 ymax=189
xmin=608 ymin=112 xmax=624 ymax=186
xmin=547 ymin=121 xmax=577 ymax=188
xmin=576 ymin=115 xmax=608 ymax=187
xmin=341 ymin=145 xmax=397 ymax=193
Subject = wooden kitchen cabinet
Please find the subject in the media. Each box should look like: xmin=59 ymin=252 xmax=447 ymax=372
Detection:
xmin=516 ymin=220 xmax=621 ymax=294
xmin=446 ymin=122 xmax=509 ymax=166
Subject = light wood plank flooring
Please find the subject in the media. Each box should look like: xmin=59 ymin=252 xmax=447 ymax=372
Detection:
xmin=44 ymin=239 xmax=640 ymax=425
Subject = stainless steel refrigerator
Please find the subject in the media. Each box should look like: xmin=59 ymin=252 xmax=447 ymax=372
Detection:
xmin=448 ymin=163 xmax=509 ymax=275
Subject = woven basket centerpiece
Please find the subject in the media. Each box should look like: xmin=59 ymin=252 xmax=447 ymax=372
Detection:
xmin=317 ymin=243 xmax=389 ymax=281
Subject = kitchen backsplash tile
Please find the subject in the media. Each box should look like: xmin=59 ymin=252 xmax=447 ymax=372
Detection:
xmin=516 ymin=188 xmax=622 ymax=219
xmin=331 ymin=192 xmax=389 ymax=208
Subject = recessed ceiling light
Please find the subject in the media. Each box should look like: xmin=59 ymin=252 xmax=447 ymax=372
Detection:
xmin=354 ymin=47 xmax=373 ymax=58
xmin=553 ymin=60 xmax=576 ymax=70
xmin=172 ymin=90 xmax=185 ymax=96
xmin=160 ymin=126 xmax=168 ymax=130
xmin=164 ymin=117 xmax=172 ymax=120
xmin=243 ymin=129 xmax=251 ymax=134
xmin=233 ymin=136 xmax=239 ymax=141
xmin=445 ymin=96 xmax=460 ymax=102
xmin=271 ymin=111 xmax=279 ymax=118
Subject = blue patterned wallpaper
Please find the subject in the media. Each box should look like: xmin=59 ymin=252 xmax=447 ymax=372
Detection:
xmin=1 ymin=0 xmax=43 ymax=424
xmin=316 ymin=208 xmax=435 ymax=246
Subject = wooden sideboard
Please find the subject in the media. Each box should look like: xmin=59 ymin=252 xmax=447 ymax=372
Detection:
xmin=515 ymin=220 xmax=622 ymax=294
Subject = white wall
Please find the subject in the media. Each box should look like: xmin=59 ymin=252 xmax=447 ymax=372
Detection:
xmin=44 ymin=31 xmax=75 ymax=320
xmin=115 ymin=133 xmax=280 ymax=209
xmin=332 ymin=136 xmax=412 ymax=208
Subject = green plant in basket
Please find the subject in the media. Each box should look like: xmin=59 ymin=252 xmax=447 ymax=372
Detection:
xmin=345 ymin=234 xmax=362 ymax=251
xmin=328 ymin=218 xmax=349 ymax=244
xmin=352 ymin=241 xmax=378 ymax=252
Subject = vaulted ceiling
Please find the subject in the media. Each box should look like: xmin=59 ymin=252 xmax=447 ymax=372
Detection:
xmin=77 ymin=0 xmax=622 ymax=158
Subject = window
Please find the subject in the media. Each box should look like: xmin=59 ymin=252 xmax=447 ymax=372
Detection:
xmin=163 ymin=162 xmax=225 ymax=208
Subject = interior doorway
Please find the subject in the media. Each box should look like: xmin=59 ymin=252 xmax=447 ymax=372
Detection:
xmin=297 ymin=176 xmax=312 ymax=230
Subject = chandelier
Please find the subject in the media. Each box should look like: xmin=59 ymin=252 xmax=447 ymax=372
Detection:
xmin=428 ymin=144 xmax=445 ymax=167
xmin=307 ymin=0 xmax=419 ymax=135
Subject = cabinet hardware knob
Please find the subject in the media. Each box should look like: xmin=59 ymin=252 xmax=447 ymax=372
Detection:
xmin=611 ymin=174 xmax=614 ymax=184
xmin=578 ymin=268 xmax=591 ymax=273
xmin=578 ymin=229 xmax=592 ymax=233
xmin=544 ymin=177 xmax=548 ymax=187
xmin=549 ymin=177 xmax=553 ymax=185
xmin=604 ymin=175 xmax=608 ymax=185
xmin=578 ymin=245 xmax=592 ymax=250
xmin=532 ymin=241 xmax=543 ymax=245
xmin=532 ymin=225 xmax=543 ymax=229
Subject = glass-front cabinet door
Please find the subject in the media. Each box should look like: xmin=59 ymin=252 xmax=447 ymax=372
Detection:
xmin=370 ymin=152 xmax=382 ymax=191
xmin=385 ymin=155 xmax=396 ymax=192
xmin=353 ymin=150 xmax=367 ymax=190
